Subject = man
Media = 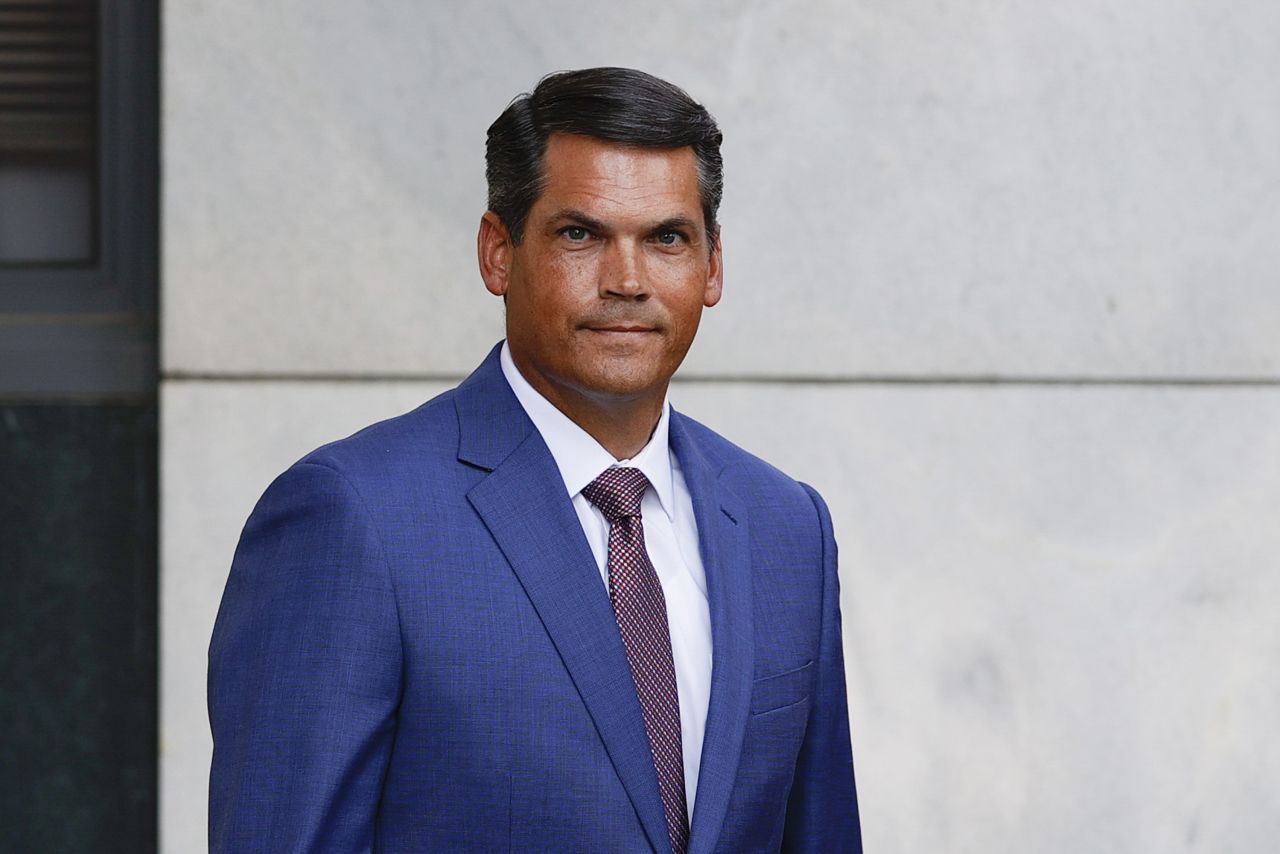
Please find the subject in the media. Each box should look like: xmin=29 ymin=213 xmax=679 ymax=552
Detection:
xmin=209 ymin=67 xmax=861 ymax=853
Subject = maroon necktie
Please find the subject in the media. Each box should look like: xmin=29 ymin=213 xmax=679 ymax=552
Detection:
xmin=582 ymin=467 xmax=689 ymax=854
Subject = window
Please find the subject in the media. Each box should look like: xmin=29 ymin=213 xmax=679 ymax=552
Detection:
xmin=0 ymin=0 xmax=156 ymax=399
xmin=0 ymin=0 xmax=97 ymax=265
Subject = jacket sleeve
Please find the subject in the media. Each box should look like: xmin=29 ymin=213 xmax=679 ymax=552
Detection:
xmin=782 ymin=484 xmax=863 ymax=852
xmin=208 ymin=461 xmax=403 ymax=853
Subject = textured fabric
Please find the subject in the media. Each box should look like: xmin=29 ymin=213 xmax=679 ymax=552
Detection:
xmin=584 ymin=467 xmax=689 ymax=854
xmin=499 ymin=341 xmax=711 ymax=818
xmin=207 ymin=342 xmax=862 ymax=853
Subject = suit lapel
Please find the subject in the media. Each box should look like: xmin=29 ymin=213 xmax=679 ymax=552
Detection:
xmin=670 ymin=413 xmax=755 ymax=854
xmin=457 ymin=347 xmax=672 ymax=854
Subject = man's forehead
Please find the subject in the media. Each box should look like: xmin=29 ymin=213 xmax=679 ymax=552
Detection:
xmin=534 ymin=134 xmax=702 ymax=219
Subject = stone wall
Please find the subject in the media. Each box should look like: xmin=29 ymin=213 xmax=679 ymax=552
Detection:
xmin=161 ymin=2 xmax=1280 ymax=850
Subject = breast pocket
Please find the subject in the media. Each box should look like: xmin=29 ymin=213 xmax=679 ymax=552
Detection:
xmin=750 ymin=660 xmax=813 ymax=716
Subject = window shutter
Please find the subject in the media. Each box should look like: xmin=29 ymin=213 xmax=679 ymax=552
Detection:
xmin=0 ymin=1 xmax=97 ymax=155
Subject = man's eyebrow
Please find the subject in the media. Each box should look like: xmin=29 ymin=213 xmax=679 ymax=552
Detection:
xmin=547 ymin=208 xmax=608 ymax=233
xmin=650 ymin=216 xmax=701 ymax=236
xmin=545 ymin=210 xmax=704 ymax=238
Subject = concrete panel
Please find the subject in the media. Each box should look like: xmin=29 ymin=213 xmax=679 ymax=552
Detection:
xmin=681 ymin=382 xmax=1280 ymax=853
xmin=164 ymin=1 xmax=1280 ymax=379
xmin=162 ymin=378 xmax=1280 ymax=852
xmin=158 ymin=379 xmax=450 ymax=852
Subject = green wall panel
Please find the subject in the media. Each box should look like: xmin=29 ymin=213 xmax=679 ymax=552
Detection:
xmin=0 ymin=404 xmax=157 ymax=852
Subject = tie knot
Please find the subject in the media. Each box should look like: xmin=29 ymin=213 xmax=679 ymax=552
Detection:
xmin=582 ymin=466 xmax=650 ymax=523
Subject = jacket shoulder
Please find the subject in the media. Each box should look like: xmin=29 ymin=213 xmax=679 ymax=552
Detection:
xmin=294 ymin=386 xmax=462 ymax=482
xmin=674 ymin=411 xmax=824 ymax=516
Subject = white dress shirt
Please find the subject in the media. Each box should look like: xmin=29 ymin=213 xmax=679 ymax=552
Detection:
xmin=500 ymin=342 xmax=712 ymax=821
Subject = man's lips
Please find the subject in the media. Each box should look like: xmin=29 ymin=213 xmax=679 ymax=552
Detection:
xmin=581 ymin=323 xmax=659 ymax=333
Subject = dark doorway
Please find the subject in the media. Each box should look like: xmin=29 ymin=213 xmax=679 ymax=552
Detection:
xmin=0 ymin=1 xmax=159 ymax=850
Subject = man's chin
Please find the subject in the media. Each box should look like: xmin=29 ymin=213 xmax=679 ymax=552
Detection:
xmin=577 ymin=329 xmax=667 ymax=363
xmin=571 ymin=364 xmax=672 ymax=404
xmin=580 ymin=376 xmax=664 ymax=402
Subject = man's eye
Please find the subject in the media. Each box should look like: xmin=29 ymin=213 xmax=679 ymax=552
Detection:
xmin=656 ymin=230 xmax=682 ymax=245
xmin=561 ymin=226 xmax=589 ymax=241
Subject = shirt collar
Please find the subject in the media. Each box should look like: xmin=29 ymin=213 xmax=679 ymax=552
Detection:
xmin=500 ymin=340 xmax=676 ymax=521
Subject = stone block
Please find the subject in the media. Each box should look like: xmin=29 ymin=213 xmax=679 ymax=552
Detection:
xmin=161 ymin=378 xmax=1280 ymax=851
xmin=163 ymin=1 xmax=1280 ymax=379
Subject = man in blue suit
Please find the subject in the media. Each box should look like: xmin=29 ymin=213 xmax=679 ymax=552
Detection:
xmin=209 ymin=67 xmax=861 ymax=852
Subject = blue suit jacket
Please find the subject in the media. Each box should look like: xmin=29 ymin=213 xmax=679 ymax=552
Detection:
xmin=208 ymin=345 xmax=861 ymax=852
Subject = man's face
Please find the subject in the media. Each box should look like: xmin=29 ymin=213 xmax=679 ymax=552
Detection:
xmin=480 ymin=133 xmax=722 ymax=413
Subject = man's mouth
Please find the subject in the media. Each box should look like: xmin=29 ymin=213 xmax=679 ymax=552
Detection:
xmin=581 ymin=323 xmax=659 ymax=334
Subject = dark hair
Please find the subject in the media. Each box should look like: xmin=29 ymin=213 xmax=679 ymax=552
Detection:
xmin=485 ymin=67 xmax=724 ymax=252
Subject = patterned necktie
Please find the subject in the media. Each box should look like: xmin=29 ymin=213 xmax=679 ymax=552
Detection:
xmin=582 ymin=466 xmax=689 ymax=854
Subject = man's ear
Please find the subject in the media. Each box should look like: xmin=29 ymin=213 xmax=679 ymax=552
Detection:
xmin=703 ymin=226 xmax=724 ymax=308
xmin=477 ymin=211 xmax=513 ymax=297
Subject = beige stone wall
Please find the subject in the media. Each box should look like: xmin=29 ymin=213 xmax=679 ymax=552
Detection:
xmin=161 ymin=2 xmax=1280 ymax=850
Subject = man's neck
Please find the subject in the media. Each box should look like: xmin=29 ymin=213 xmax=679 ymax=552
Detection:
xmin=530 ymin=381 xmax=664 ymax=461
xmin=503 ymin=350 xmax=665 ymax=460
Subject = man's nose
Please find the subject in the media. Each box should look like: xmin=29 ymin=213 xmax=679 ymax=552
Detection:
xmin=599 ymin=240 xmax=648 ymax=300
